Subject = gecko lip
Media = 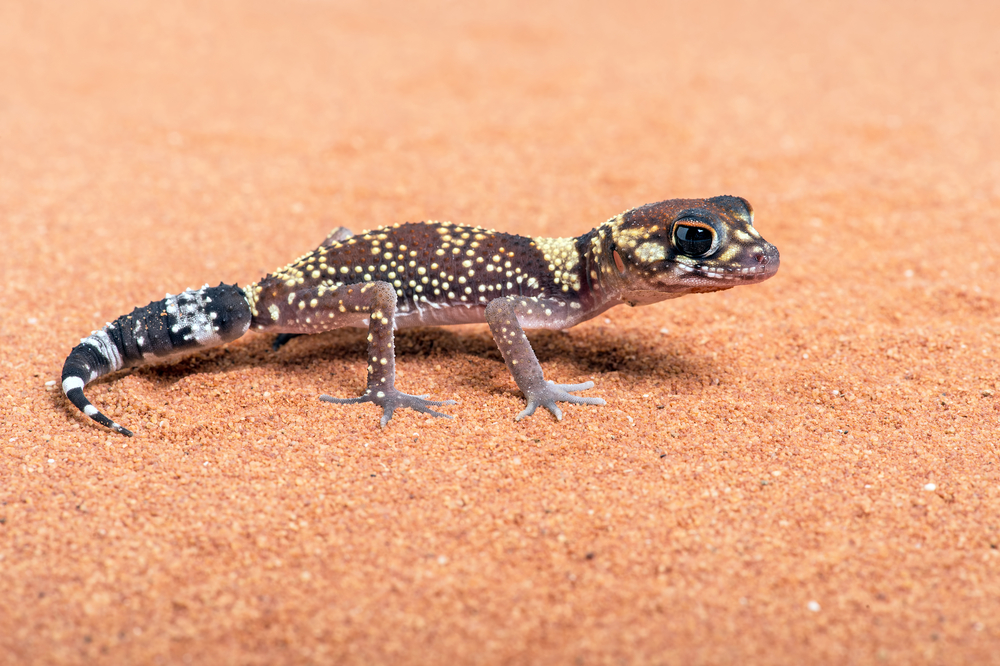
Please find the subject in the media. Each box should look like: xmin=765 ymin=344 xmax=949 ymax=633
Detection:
xmin=676 ymin=263 xmax=776 ymax=280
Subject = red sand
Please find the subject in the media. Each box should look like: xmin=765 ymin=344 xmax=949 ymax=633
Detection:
xmin=2 ymin=0 xmax=999 ymax=663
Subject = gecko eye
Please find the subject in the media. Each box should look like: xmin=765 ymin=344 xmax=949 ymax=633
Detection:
xmin=673 ymin=222 xmax=715 ymax=257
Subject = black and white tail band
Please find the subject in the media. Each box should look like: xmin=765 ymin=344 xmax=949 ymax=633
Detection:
xmin=61 ymin=283 xmax=252 ymax=436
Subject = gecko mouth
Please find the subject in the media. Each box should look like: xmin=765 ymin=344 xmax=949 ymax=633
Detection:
xmin=677 ymin=263 xmax=776 ymax=280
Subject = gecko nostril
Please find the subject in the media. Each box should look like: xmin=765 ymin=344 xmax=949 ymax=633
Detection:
xmin=753 ymin=252 xmax=768 ymax=264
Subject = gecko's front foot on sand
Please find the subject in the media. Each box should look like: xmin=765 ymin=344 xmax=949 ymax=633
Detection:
xmin=516 ymin=380 xmax=606 ymax=421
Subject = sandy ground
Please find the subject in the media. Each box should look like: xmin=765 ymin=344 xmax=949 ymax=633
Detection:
xmin=2 ymin=0 xmax=999 ymax=663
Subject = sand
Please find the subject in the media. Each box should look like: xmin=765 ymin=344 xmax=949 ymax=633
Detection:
xmin=1 ymin=0 xmax=999 ymax=663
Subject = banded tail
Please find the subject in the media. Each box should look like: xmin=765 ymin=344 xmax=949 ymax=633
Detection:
xmin=61 ymin=283 xmax=252 ymax=436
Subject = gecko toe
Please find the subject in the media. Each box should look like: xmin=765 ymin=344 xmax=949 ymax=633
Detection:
xmin=515 ymin=402 xmax=539 ymax=421
xmin=516 ymin=380 xmax=605 ymax=421
xmin=413 ymin=405 xmax=455 ymax=419
xmin=319 ymin=394 xmax=369 ymax=405
xmin=552 ymin=381 xmax=595 ymax=392
xmin=322 ymin=388 xmax=455 ymax=426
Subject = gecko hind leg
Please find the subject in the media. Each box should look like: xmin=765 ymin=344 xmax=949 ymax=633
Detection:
xmin=315 ymin=281 xmax=456 ymax=426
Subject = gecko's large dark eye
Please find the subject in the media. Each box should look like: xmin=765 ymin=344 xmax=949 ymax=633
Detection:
xmin=673 ymin=223 xmax=715 ymax=256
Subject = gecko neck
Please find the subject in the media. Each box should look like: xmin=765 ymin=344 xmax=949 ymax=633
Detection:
xmin=576 ymin=223 xmax=638 ymax=309
xmin=577 ymin=218 xmax=686 ymax=312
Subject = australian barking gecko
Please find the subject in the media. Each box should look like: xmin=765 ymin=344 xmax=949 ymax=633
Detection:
xmin=61 ymin=196 xmax=779 ymax=436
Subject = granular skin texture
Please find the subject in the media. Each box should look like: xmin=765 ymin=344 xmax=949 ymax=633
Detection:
xmin=1 ymin=0 xmax=998 ymax=664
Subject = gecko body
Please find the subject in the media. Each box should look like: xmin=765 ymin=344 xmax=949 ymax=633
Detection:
xmin=62 ymin=196 xmax=779 ymax=435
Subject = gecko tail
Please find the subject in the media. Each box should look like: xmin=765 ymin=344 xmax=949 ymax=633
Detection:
xmin=61 ymin=282 xmax=252 ymax=436
xmin=61 ymin=368 xmax=135 ymax=436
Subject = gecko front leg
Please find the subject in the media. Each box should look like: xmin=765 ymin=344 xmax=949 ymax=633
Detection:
xmin=317 ymin=282 xmax=456 ymax=426
xmin=485 ymin=297 xmax=605 ymax=421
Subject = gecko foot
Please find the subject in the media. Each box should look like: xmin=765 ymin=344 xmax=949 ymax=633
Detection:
xmin=320 ymin=388 xmax=457 ymax=427
xmin=515 ymin=380 xmax=606 ymax=422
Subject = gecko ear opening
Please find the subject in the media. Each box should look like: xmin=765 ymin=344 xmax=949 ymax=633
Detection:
xmin=613 ymin=250 xmax=626 ymax=274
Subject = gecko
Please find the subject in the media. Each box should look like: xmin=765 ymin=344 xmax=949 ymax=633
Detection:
xmin=61 ymin=195 xmax=779 ymax=436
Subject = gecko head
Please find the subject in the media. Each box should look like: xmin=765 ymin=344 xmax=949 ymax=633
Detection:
xmin=607 ymin=195 xmax=779 ymax=297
